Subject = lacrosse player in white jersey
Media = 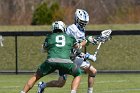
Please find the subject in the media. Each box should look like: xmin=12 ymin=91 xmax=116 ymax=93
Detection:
xmin=37 ymin=9 xmax=111 ymax=93
xmin=66 ymin=9 xmax=97 ymax=93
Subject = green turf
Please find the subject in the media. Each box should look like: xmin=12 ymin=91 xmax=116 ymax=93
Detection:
xmin=0 ymin=35 xmax=140 ymax=70
xmin=0 ymin=73 xmax=140 ymax=93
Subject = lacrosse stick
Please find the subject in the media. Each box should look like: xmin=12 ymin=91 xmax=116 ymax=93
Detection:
xmin=0 ymin=35 xmax=4 ymax=47
xmin=93 ymin=29 xmax=112 ymax=57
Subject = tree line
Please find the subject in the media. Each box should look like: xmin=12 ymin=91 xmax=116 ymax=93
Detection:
xmin=0 ymin=0 xmax=139 ymax=25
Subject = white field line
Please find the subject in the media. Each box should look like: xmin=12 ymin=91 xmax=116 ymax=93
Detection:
xmin=0 ymin=81 xmax=25 ymax=83
xmin=102 ymin=88 xmax=140 ymax=93
xmin=0 ymin=85 xmax=38 ymax=89
xmin=0 ymin=86 xmax=140 ymax=93
xmin=78 ymin=88 xmax=140 ymax=93
xmin=0 ymin=86 xmax=21 ymax=89
xmin=0 ymin=80 xmax=127 ymax=89
xmin=96 ymin=80 xmax=128 ymax=84
xmin=0 ymin=79 xmax=126 ymax=84
xmin=1 ymin=86 xmax=140 ymax=93
xmin=67 ymin=80 xmax=128 ymax=84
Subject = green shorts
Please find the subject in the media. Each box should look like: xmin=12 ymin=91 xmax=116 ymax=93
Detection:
xmin=36 ymin=60 xmax=82 ymax=77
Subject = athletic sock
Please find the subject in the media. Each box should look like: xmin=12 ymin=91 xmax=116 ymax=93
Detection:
xmin=71 ymin=90 xmax=76 ymax=93
xmin=87 ymin=87 xmax=93 ymax=93
xmin=20 ymin=91 xmax=25 ymax=93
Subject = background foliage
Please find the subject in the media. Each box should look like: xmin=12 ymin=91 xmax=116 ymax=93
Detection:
xmin=0 ymin=0 xmax=140 ymax=25
xmin=32 ymin=2 xmax=64 ymax=25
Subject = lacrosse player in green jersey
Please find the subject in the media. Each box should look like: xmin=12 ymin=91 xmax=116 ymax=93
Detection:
xmin=20 ymin=21 xmax=83 ymax=93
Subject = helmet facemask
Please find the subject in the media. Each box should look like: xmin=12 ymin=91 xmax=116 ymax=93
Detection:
xmin=77 ymin=18 xmax=88 ymax=28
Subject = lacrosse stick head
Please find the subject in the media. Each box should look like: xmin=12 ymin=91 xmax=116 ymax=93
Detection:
xmin=101 ymin=29 xmax=112 ymax=37
xmin=100 ymin=29 xmax=112 ymax=43
xmin=0 ymin=35 xmax=4 ymax=47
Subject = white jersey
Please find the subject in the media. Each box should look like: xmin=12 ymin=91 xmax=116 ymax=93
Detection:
xmin=66 ymin=24 xmax=90 ymax=68
xmin=66 ymin=24 xmax=85 ymax=42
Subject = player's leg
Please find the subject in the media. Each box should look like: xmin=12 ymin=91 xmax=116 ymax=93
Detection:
xmin=86 ymin=65 xmax=97 ymax=93
xmin=69 ymin=63 xmax=82 ymax=93
xmin=87 ymin=75 xmax=94 ymax=93
xmin=71 ymin=76 xmax=81 ymax=93
xmin=76 ymin=59 xmax=97 ymax=93
xmin=74 ymin=58 xmax=91 ymax=92
xmin=47 ymin=75 xmax=66 ymax=87
xmin=58 ymin=63 xmax=82 ymax=93
xmin=21 ymin=73 xmax=41 ymax=93
xmin=38 ymin=75 xmax=67 ymax=89
xmin=37 ymin=62 xmax=57 ymax=93
xmin=20 ymin=61 xmax=55 ymax=93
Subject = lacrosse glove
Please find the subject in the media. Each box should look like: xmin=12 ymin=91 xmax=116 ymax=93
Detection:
xmin=84 ymin=52 xmax=96 ymax=62
xmin=87 ymin=36 xmax=100 ymax=45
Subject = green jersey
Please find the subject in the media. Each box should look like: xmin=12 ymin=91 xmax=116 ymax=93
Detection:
xmin=38 ymin=32 xmax=81 ymax=77
xmin=44 ymin=33 xmax=76 ymax=60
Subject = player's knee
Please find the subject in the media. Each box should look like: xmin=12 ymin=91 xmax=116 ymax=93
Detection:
xmin=90 ymin=66 xmax=97 ymax=74
xmin=93 ymin=68 xmax=97 ymax=74
xmin=89 ymin=66 xmax=97 ymax=77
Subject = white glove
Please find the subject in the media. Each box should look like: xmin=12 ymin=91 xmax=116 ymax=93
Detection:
xmin=85 ymin=53 xmax=96 ymax=62
xmin=88 ymin=54 xmax=96 ymax=62
xmin=87 ymin=36 xmax=99 ymax=45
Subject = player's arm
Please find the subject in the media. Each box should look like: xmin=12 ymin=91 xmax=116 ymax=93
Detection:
xmin=73 ymin=39 xmax=87 ymax=49
xmin=41 ymin=42 xmax=47 ymax=53
xmin=41 ymin=37 xmax=48 ymax=53
xmin=81 ymin=39 xmax=87 ymax=46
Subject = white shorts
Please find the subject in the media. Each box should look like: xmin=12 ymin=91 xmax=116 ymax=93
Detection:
xmin=74 ymin=57 xmax=90 ymax=68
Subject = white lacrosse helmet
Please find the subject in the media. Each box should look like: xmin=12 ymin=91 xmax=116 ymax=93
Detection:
xmin=52 ymin=21 xmax=66 ymax=33
xmin=75 ymin=9 xmax=89 ymax=28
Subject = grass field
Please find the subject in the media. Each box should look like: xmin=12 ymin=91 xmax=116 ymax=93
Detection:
xmin=0 ymin=73 xmax=140 ymax=93
xmin=0 ymin=35 xmax=140 ymax=70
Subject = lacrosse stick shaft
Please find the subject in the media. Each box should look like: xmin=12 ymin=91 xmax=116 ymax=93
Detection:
xmin=97 ymin=42 xmax=102 ymax=50
xmin=0 ymin=35 xmax=4 ymax=47
xmin=94 ymin=42 xmax=102 ymax=56
xmin=0 ymin=42 xmax=3 ymax=47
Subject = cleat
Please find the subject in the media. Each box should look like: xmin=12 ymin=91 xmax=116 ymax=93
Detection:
xmin=37 ymin=82 xmax=45 ymax=93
